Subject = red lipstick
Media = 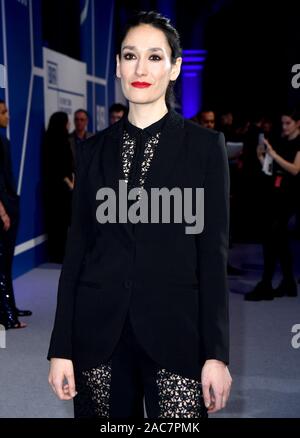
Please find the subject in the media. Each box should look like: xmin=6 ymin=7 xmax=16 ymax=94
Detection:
xmin=131 ymin=82 xmax=152 ymax=88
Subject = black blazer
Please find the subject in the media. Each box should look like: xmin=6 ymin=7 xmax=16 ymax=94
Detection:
xmin=47 ymin=109 xmax=230 ymax=381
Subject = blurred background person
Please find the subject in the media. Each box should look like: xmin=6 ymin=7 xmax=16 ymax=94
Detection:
xmin=245 ymin=109 xmax=300 ymax=300
xmin=220 ymin=111 xmax=234 ymax=138
xmin=193 ymin=108 xmax=244 ymax=275
xmin=109 ymin=102 xmax=128 ymax=125
xmin=0 ymin=99 xmax=31 ymax=329
xmin=191 ymin=109 xmax=216 ymax=130
xmin=69 ymin=109 xmax=93 ymax=168
xmin=42 ymin=112 xmax=74 ymax=264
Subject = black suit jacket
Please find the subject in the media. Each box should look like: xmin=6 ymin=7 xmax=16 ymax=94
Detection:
xmin=47 ymin=109 xmax=230 ymax=381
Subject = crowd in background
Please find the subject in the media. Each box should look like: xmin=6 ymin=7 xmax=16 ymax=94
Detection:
xmin=0 ymin=99 xmax=299 ymax=330
xmin=191 ymin=107 xmax=300 ymax=300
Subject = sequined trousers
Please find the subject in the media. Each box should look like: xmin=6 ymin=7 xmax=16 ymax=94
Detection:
xmin=73 ymin=312 xmax=208 ymax=419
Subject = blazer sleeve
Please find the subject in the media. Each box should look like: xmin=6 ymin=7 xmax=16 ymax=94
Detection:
xmin=196 ymin=131 xmax=230 ymax=365
xmin=47 ymin=139 xmax=94 ymax=360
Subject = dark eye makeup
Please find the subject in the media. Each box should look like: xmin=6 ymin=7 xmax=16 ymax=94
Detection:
xmin=122 ymin=52 xmax=162 ymax=61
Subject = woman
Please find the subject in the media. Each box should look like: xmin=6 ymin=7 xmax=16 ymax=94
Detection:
xmin=0 ymin=99 xmax=31 ymax=329
xmin=48 ymin=11 xmax=232 ymax=418
xmin=42 ymin=112 xmax=74 ymax=263
xmin=245 ymin=110 xmax=300 ymax=301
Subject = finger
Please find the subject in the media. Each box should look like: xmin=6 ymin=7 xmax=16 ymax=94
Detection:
xmin=62 ymin=383 xmax=77 ymax=398
xmin=53 ymin=379 xmax=71 ymax=400
xmin=62 ymin=384 xmax=74 ymax=399
xmin=221 ymin=394 xmax=227 ymax=409
xmin=50 ymin=380 xmax=66 ymax=400
xmin=222 ymin=387 xmax=231 ymax=409
xmin=207 ymin=393 xmax=215 ymax=412
xmin=63 ymin=384 xmax=70 ymax=394
xmin=66 ymin=373 xmax=76 ymax=397
xmin=209 ymin=388 xmax=223 ymax=413
xmin=201 ymin=383 xmax=211 ymax=409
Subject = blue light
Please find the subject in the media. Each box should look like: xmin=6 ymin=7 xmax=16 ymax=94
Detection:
xmin=181 ymin=50 xmax=207 ymax=118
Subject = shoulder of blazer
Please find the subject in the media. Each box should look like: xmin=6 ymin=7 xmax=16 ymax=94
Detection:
xmin=184 ymin=117 xmax=222 ymax=143
xmin=183 ymin=118 xmax=226 ymax=162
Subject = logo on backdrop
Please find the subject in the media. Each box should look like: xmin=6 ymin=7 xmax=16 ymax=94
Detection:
xmin=43 ymin=47 xmax=87 ymax=131
xmin=47 ymin=61 xmax=58 ymax=87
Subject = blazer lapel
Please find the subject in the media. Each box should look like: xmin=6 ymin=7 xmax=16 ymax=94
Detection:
xmin=101 ymin=118 xmax=124 ymax=192
xmin=142 ymin=109 xmax=185 ymax=192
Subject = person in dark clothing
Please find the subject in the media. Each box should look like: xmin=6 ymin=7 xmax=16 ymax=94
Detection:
xmin=69 ymin=109 xmax=93 ymax=169
xmin=238 ymin=116 xmax=275 ymax=242
xmin=109 ymin=103 xmax=128 ymax=125
xmin=47 ymin=11 xmax=232 ymax=418
xmin=42 ymin=112 xmax=74 ymax=264
xmin=0 ymin=99 xmax=32 ymax=329
xmin=245 ymin=109 xmax=300 ymax=301
xmin=191 ymin=109 xmax=216 ymax=130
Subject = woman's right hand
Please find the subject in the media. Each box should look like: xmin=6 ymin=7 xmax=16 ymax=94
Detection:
xmin=48 ymin=358 xmax=77 ymax=400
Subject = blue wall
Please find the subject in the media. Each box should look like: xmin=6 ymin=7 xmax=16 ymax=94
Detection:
xmin=0 ymin=0 xmax=116 ymax=277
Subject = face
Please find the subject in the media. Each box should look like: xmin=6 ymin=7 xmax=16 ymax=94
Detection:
xmin=74 ymin=111 xmax=88 ymax=132
xmin=0 ymin=103 xmax=9 ymax=128
xmin=281 ymin=115 xmax=300 ymax=138
xmin=110 ymin=110 xmax=125 ymax=125
xmin=262 ymin=120 xmax=272 ymax=135
xmin=116 ymin=24 xmax=182 ymax=106
xmin=221 ymin=112 xmax=233 ymax=126
xmin=199 ymin=111 xmax=215 ymax=129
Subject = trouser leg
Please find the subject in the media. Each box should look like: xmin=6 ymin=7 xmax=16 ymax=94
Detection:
xmin=277 ymin=210 xmax=295 ymax=281
xmin=262 ymin=221 xmax=278 ymax=283
xmin=73 ymin=313 xmax=144 ymax=419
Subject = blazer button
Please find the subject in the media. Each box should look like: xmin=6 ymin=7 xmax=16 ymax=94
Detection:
xmin=124 ymin=280 xmax=132 ymax=289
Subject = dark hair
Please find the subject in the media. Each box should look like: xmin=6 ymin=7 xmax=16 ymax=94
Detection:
xmin=46 ymin=111 xmax=69 ymax=138
xmin=74 ymin=108 xmax=89 ymax=118
xmin=109 ymin=103 xmax=128 ymax=114
xmin=199 ymin=109 xmax=215 ymax=117
xmin=281 ymin=108 xmax=300 ymax=122
xmin=0 ymin=98 xmax=5 ymax=105
xmin=117 ymin=11 xmax=182 ymax=109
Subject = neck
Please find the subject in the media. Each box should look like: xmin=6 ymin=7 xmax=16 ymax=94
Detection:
xmin=76 ymin=129 xmax=85 ymax=139
xmin=128 ymin=99 xmax=168 ymax=129
xmin=288 ymin=129 xmax=300 ymax=140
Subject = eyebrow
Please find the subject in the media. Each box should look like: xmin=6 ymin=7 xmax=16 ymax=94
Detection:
xmin=122 ymin=46 xmax=164 ymax=52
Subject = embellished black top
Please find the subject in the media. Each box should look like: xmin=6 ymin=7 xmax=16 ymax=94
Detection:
xmin=121 ymin=111 xmax=170 ymax=198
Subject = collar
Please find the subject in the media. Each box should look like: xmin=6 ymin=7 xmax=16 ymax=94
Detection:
xmin=124 ymin=111 xmax=170 ymax=139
